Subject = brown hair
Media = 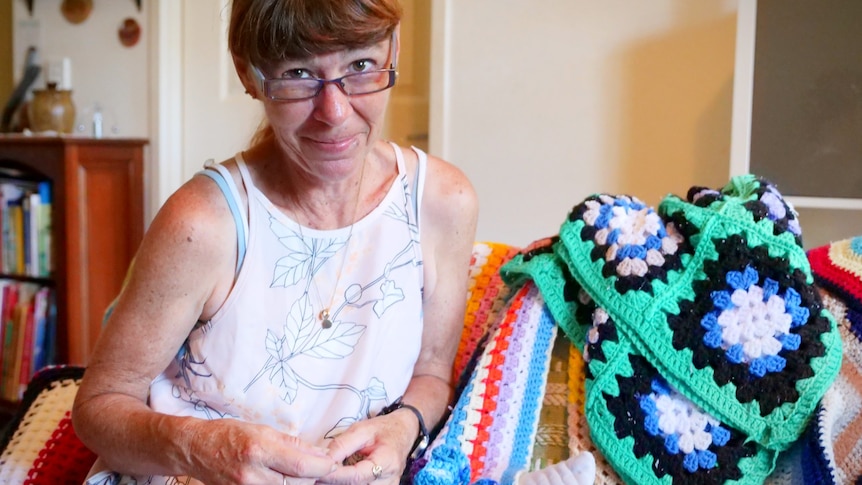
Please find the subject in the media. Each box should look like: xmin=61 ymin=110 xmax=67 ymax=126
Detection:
xmin=229 ymin=0 xmax=402 ymax=69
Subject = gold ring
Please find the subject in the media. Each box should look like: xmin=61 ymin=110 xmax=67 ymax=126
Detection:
xmin=371 ymin=462 xmax=383 ymax=480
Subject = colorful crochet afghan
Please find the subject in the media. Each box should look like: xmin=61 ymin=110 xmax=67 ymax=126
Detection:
xmin=798 ymin=236 xmax=862 ymax=484
xmin=413 ymin=281 xmax=557 ymax=485
xmin=500 ymin=175 xmax=842 ymax=484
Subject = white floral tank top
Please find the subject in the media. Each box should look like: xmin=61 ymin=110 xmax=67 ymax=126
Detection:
xmin=85 ymin=142 xmax=425 ymax=484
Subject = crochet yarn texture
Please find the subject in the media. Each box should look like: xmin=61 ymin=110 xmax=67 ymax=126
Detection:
xmin=802 ymin=236 xmax=862 ymax=484
xmin=413 ymin=282 xmax=557 ymax=484
xmin=0 ymin=366 xmax=96 ymax=485
xmin=501 ymin=175 xmax=842 ymax=484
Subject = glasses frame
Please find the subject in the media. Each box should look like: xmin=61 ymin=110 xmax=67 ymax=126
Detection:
xmin=251 ymin=31 xmax=398 ymax=101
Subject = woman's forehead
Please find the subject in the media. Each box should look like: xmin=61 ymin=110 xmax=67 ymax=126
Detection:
xmin=276 ymin=35 xmax=392 ymax=64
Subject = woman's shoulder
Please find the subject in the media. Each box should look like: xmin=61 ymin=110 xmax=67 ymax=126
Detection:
xmin=378 ymin=141 xmax=477 ymax=227
xmin=148 ymin=164 xmax=239 ymax=249
xmin=419 ymin=151 xmax=478 ymax=231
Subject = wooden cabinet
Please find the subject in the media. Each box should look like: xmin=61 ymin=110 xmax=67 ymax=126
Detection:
xmin=0 ymin=135 xmax=145 ymax=366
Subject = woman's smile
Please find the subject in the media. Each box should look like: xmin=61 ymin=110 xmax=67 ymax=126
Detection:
xmin=303 ymin=133 xmax=361 ymax=157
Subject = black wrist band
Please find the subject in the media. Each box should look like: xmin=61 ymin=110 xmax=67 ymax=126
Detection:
xmin=378 ymin=396 xmax=430 ymax=460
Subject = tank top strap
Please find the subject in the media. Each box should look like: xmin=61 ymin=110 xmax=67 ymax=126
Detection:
xmin=197 ymin=156 xmax=250 ymax=276
xmin=410 ymin=146 xmax=427 ymax=228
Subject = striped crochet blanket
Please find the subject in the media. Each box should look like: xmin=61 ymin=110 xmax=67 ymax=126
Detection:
xmin=411 ymin=242 xmax=622 ymax=484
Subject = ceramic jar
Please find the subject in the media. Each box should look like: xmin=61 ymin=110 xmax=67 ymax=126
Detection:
xmin=28 ymin=83 xmax=76 ymax=133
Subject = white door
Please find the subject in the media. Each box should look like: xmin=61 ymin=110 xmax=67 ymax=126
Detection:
xmin=181 ymin=0 xmax=263 ymax=182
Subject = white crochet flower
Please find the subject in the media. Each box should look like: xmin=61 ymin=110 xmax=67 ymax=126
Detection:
xmin=654 ymin=394 xmax=716 ymax=454
xmin=717 ymin=285 xmax=792 ymax=361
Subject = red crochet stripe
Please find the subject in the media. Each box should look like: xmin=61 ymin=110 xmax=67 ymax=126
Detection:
xmin=454 ymin=244 xmax=519 ymax=380
xmin=468 ymin=284 xmax=525 ymax=481
xmin=24 ymin=411 xmax=97 ymax=485
xmin=809 ymin=244 xmax=862 ymax=310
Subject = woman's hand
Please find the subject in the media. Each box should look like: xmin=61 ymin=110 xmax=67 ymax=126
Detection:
xmin=184 ymin=418 xmax=338 ymax=485
xmin=318 ymin=410 xmax=418 ymax=484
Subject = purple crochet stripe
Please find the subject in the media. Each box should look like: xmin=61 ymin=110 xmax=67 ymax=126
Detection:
xmin=482 ymin=286 xmax=540 ymax=474
xmin=502 ymin=298 xmax=557 ymax=484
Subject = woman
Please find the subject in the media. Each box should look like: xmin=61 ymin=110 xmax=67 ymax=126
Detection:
xmin=72 ymin=1 xmax=478 ymax=483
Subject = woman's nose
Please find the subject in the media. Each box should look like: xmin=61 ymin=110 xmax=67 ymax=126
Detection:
xmin=312 ymin=83 xmax=352 ymax=125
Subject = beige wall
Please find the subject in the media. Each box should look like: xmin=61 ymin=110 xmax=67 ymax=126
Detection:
xmin=12 ymin=0 xmax=149 ymax=137
xmin=10 ymin=1 xmax=774 ymax=249
xmin=434 ymin=1 xmax=739 ymax=246
xmin=1 ymin=0 xmax=12 ymax=105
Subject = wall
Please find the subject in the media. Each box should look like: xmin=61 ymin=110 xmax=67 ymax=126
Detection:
xmin=433 ymin=1 xmax=739 ymax=247
xmin=11 ymin=0 xmax=149 ymax=137
xmin=0 ymin=0 xmax=12 ymax=105
xmin=9 ymin=1 xmax=743 ymax=247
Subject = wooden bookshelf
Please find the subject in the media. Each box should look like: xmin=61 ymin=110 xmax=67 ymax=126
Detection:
xmin=0 ymin=135 xmax=145 ymax=405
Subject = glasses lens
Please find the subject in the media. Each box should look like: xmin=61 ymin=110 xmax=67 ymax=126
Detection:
xmin=264 ymin=79 xmax=320 ymax=100
xmin=263 ymin=70 xmax=396 ymax=100
xmin=341 ymin=70 xmax=395 ymax=96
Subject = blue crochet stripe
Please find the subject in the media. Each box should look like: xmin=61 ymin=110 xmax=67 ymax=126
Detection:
xmin=442 ymin=379 xmax=474 ymax=450
xmin=501 ymin=304 xmax=556 ymax=484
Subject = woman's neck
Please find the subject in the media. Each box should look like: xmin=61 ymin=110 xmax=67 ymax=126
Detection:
xmin=243 ymin=141 xmax=372 ymax=230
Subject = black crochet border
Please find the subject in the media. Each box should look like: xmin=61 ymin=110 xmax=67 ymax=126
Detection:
xmin=667 ymin=235 xmax=829 ymax=417
xmin=603 ymin=354 xmax=756 ymax=484
xmin=687 ymin=177 xmax=804 ymax=247
xmin=568 ymin=196 xmax=696 ymax=296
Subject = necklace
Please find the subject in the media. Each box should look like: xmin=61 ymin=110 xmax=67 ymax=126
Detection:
xmin=293 ymin=160 xmax=367 ymax=329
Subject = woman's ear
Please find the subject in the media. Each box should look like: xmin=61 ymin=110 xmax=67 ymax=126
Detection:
xmin=232 ymin=55 xmax=259 ymax=99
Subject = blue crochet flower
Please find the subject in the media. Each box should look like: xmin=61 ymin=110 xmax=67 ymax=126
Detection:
xmin=701 ymin=265 xmax=806 ymax=377
xmin=759 ymin=185 xmax=801 ymax=236
xmin=572 ymin=194 xmax=690 ymax=294
xmin=413 ymin=444 xmax=472 ymax=485
xmin=601 ymin=353 xmax=757 ymax=483
xmin=668 ymin=236 xmax=831 ymax=416
xmin=638 ymin=377 xmax=731 ymax=473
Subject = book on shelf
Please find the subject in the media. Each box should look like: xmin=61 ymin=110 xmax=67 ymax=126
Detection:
xmin=15 ymin=283 xmax=39 ymax=399
xmin=0 ymin=279 xmax=55 ymax=402
xmin=30 ymin=286 xmax=51 ymax=374
xmin=0 ymin=282 xmax=19 ymax=401
xmin=38 ymin=181 xmax=52 ymax=277
xmin=0 ymin=177 xmax=52 ymax=278
xmin=0 ymin=182 xmax=23 ymax=275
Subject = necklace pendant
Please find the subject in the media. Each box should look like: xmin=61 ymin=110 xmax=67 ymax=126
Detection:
xmin=319 ymin=309 xmax=333 ymax=329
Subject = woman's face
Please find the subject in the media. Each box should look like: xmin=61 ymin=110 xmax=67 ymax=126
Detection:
xmin=251 ymin=36 xmax=396 ymax=180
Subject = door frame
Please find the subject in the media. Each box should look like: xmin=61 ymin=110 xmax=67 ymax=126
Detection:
xmin=146 ymin=0 xmax=183 ymax=223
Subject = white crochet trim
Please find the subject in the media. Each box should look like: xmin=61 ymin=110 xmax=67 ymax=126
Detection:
xmin=0 ymin=376 xmax=81 ymax=483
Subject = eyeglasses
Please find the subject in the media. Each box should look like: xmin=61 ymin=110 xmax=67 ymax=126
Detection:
xmin=252 ymin=32 xmax=398 ymax=101
xmin=252 ymin=67 xmax=397 ymax=101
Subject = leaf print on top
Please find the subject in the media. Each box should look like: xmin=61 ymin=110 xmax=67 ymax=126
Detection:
xmin=270 ymin=218 xmax=347 ymax=288
xmin=240 ymin=212 xmax=422 ymax=439
xmin=244 ymin=290 xmax=368 ymax=403
xmin=374 ymin=279 xmax=405 ymax=317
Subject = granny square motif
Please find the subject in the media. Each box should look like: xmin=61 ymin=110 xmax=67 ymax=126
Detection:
xmin=558 ymin=175 xmax=841 ymax=451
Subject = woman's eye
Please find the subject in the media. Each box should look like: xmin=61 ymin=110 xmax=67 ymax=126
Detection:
xmin=350 ymin=59 xmax=376 ymax=72
xmin=280 ymin=68 xmax=312 ymax=79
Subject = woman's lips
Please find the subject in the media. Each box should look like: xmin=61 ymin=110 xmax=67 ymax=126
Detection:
xmin=306 ymin=135 xmax=357 ymax=154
